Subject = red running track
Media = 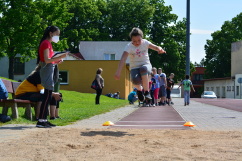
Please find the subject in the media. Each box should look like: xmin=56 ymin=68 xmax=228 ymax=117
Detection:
xmin=192 ymin=98 xmax=242 ymax=112
xmin=110 ymin=105 xmax=191 ymax=130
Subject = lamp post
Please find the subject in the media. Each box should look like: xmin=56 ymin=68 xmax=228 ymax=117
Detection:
xmin=186 ymin=0 xmax=190 ymax=75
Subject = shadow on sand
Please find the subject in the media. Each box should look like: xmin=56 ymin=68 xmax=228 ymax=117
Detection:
xmin=81 ymin=130 xmax=135 ymax=137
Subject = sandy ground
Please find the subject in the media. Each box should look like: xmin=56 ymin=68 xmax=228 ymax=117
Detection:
xmin=0 ymin=128 xmax=242 ymax=161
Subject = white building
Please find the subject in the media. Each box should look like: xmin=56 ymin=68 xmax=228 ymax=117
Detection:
xmin=79 ymin=41 xmax=129 ymax=61
xmin=204 ymin=40 xmax=242 ymax=99
xmin=0 ymin=53 xmax=82 ymax=81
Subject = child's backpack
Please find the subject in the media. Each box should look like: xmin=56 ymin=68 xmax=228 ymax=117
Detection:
xmin=0 ymin=79 xmax=8 ymax=99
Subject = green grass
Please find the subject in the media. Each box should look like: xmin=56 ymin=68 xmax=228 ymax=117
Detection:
xmin=0 ymin=90 xmax=128 ymax=126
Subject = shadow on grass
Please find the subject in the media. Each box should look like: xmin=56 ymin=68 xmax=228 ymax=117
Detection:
xmin=81 ymin=131 xmax=135 ymax=137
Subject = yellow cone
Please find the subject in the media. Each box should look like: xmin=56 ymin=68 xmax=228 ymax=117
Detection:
xmin=183 ymin=121 xmax=196 ymax=127
xmin=102 ymin=121 xmax=115 ymax=126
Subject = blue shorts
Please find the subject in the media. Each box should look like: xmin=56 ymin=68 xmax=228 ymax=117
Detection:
xmin=159 ymin=85 xmax=167 ymax=97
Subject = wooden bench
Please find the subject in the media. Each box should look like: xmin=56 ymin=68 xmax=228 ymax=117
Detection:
xmin=0 ymin=79 xmax=36 ymax=120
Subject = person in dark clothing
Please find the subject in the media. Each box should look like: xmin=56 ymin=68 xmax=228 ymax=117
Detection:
xmin=15 ymin=65 xmax=62 ymax=120
xmin=166 ymin=73 xmax=175 ymax=105
xmin=95 ymin=68 xmax=104 ymax=104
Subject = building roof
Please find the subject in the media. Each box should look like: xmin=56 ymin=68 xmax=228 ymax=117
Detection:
xmin=68 ymin=53 xmax=85 ymax=60
xmin=203 ymin=77 xmax=232 ymax=81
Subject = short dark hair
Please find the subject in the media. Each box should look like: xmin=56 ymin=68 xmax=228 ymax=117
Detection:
xmin=129 ymin=27 xmax=143 ymax=39
xmin=185 ymin=75 xmax=190 ymax=79
xmin=96 ymin=68 xmax=103 ymax=74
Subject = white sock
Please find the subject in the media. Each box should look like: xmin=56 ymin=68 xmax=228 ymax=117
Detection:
xmin=38 ymin=119 xmax=47 ymax=122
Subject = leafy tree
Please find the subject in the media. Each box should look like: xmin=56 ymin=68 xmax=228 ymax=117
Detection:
xmin=0 ymin=0 xmax=71 ymax=79
xmin=148 ymin=0 xmax=190 ymax=81
xmin=103 ymin=0 xmax=154 ymax=41
xmin=61 ymin=0 xmax=102 ymax=52
xmin=204 ymin=12 xmax=242 ymax=78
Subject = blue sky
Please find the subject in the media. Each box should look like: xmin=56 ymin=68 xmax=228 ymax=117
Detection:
xmin=164 ymin=0 xmax=242 ymax=63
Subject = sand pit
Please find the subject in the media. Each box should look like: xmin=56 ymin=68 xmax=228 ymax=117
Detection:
xmin=0 ymin=128 xmax=242 ymax=161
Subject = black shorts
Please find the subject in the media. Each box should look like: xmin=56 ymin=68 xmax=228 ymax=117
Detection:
xmin=16 ymin=92 xmax=42 ymax=102
xmin=166 ymin=89 xmax=171 ymax=99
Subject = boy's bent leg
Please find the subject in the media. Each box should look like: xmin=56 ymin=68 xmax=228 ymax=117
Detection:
xmin=140 ymin=65 xmax=151 ymax=92
xmin=140 ymin=65 xmax=152 ymax=100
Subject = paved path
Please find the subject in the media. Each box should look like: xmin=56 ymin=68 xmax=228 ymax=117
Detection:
xmin=173 ymin=98 xmax=242 ymax=131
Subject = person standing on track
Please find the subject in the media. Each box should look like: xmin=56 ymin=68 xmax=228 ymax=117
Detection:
xmin=152 ymin=67 xmax=160 ymax=106
xmin=158 ymin=68 xmax=167 ymax=106
xmin=166 ymin=73 xmax=175 ymax=105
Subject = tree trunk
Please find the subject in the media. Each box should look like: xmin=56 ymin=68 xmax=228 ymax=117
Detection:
xmin=8 ymin=56 xmax=15 ymax=80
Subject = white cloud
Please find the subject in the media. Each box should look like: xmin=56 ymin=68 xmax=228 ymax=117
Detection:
xmin=191 ymin=29 xmax=214 ymax=35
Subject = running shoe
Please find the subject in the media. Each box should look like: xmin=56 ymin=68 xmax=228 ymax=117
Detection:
xmin=144 ymin=91 xmax=152 ymax=100
xmin=137 ymin=90 xmax=145 ymax=102
xmin=36 ymin=121 xmax=52 ymax=128
xmin=46 ymin=121 xmax=56 ymax=127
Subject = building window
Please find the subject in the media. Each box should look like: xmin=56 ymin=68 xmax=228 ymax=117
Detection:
xmin=211 ymin=87 xmax=214 ymax=91
xmin=193 ymin=74 xmax=204 ymax=81
xmin=232 ymin=86 xmax=235 ymax=91
xmin=216 ymin=87 xmax=220 ymax=97
xmin=227 ymin=86 xmax=231 ymax=91
xmin=104 ymin=53 xmax=115 ymax=60
xmin=59 ymin=71 xmax=68 ymax=84
xmin=206 ymin=87 xmax=209 ymax=91
xmin=14 ymin=57 xmax=25 ymax=75
xmin=236 ymin=86 xmax=239 ymax=96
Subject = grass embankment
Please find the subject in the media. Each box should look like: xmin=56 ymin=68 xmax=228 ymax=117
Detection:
xmin=0 ymin=90 xmax=128 ymax=126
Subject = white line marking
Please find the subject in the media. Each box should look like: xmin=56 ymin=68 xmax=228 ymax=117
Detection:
xmin=114 ymin=125 xmax=184 ymax=127
xmin=119 ymin=121 xmax=185 ymax=123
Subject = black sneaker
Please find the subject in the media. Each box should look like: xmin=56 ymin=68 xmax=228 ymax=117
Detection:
xmin=36 ymin=121 xmax=52 ymax=128
xmin=50 ymin=117 xmax=56 ymax=120
xmin=46 ymin=121 xmax=56 ymax=127
xmin=137 ymin=90 xmax=145 ymax=102
xmin=144 ymin=91 xmax=152 ymax=100
xmin=171 ymin=102 xmax=174 ymax=105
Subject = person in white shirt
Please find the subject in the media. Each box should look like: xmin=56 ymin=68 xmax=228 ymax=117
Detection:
xmin=115 ymin=27 xmax=166 ymax=102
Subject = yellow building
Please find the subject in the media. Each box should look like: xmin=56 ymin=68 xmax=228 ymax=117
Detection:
xmin=58 ymin=60 xmax=132 ymax=99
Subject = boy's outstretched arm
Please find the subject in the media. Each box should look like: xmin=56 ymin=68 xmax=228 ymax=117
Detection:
xmin=191 ymin=84 xmax=196 ymax=92
xmin=115 ymin=51 xmax=129 ymax=80
xmin=149 ymin=43 xmax=166 ymax=54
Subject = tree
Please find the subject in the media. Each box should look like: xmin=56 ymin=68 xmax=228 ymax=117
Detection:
xmin=148 ymin=0 xmax=190 ymax=81
xmin=0 ymin=0 xmax=71 ymax=79
xmin=62 ymin=0 xmax=102 ymax=52
xmin=103 ymin=0 xmax=154 ymax=41
xmin=204 ymin=12 xmax=242 ymax=79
